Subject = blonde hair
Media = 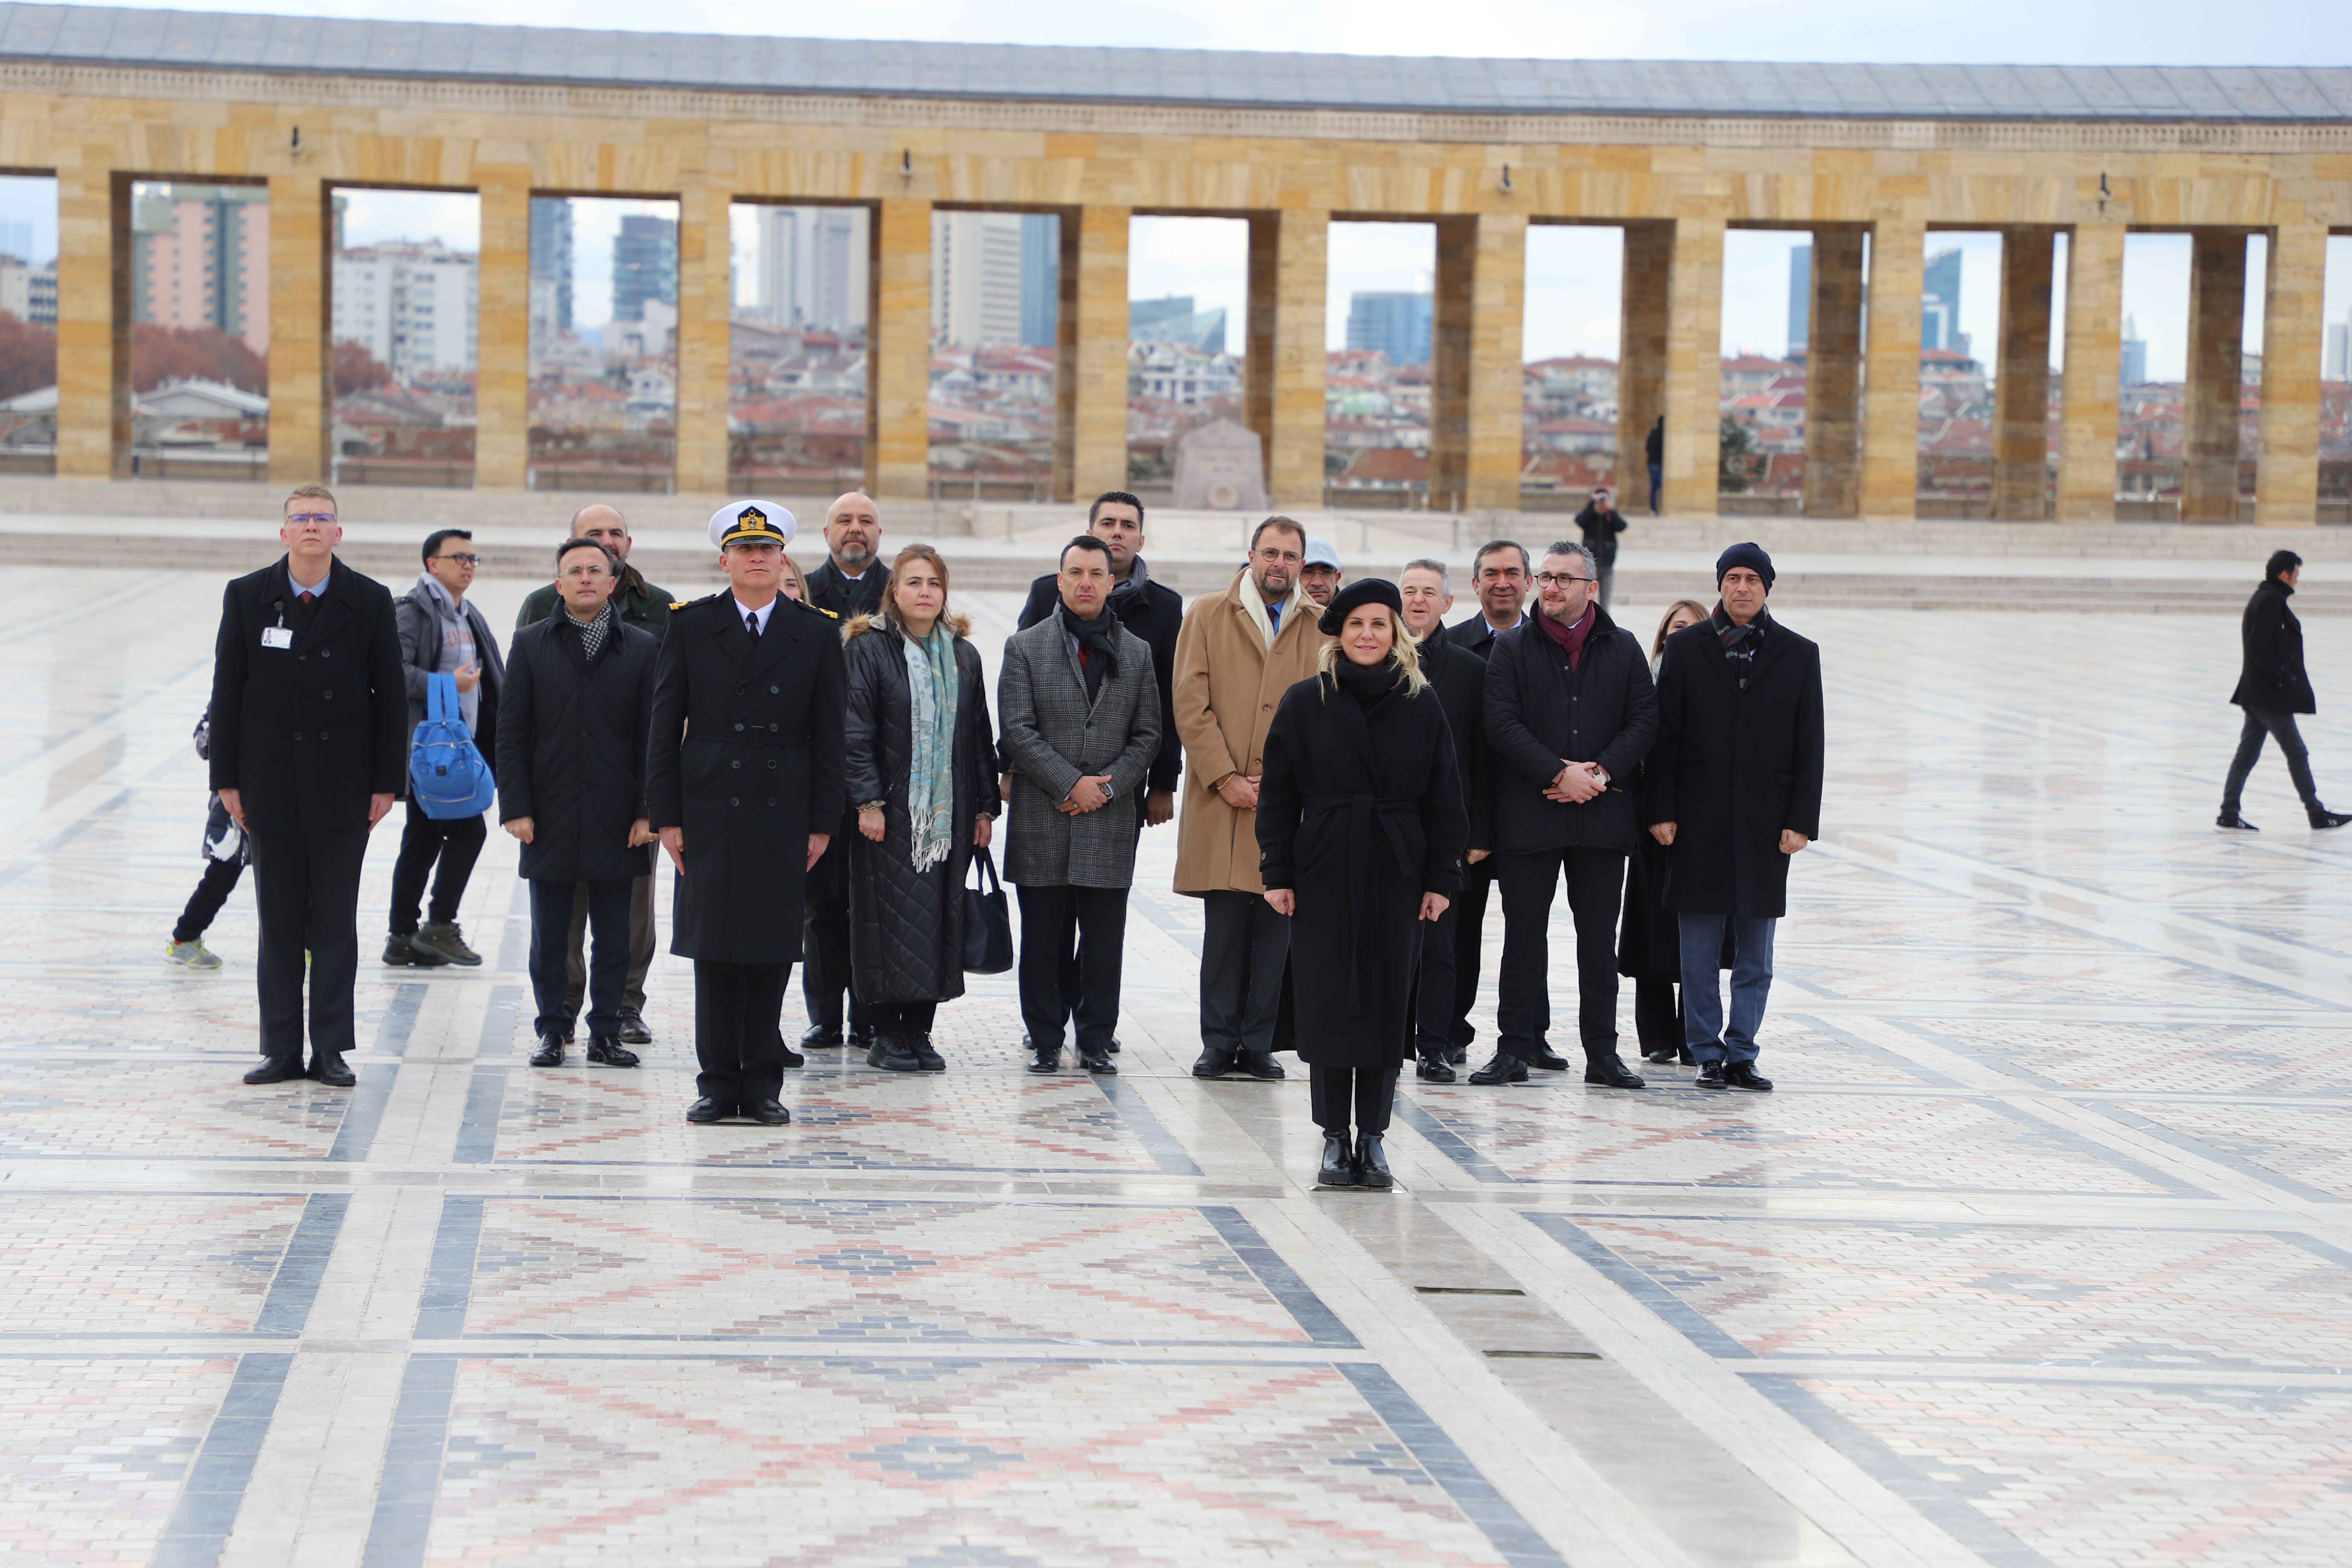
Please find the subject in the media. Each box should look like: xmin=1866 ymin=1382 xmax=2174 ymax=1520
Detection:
xmin=283 ymin=483 xmax=337 ymax=516
xmin=777 ymin=552 xmax=807 ymax=603
xmin=1315 ymin=605 xmax=1429 ymax=697
xmin=1653 ymin=599 xmax=1709 ymax=658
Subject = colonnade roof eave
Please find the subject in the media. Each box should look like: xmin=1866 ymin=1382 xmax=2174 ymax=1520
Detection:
xmin=3 ymin=0 xmax=2351 ymax=123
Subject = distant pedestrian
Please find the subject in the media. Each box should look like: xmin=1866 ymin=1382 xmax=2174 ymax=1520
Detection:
xmin=1645 ymin=418 xmax=1664 ymax=515
xmin=1574 ymin=487 xmax=1628 ymax=611
xmin=801 ymin=491 xmax=891 ymax=1054
xmin=1645 ymin=544 xmax=1825 ymax=1091
xmin=209 ymin=485 xmax=406 ymax=1087
xmin=2219 ymin=550 xmax=2350 ymax=832
xmin=1622 ymin=599 xmax=1710 ymax=1064
xmin=999 ymin=536 xmax=1163 ymax=1074
xmin=164 ymin=704 xmax=246 ymax=970
xmin=498 ymin=537 xmax=659 ymax=1070
xmin=1397 ymin=559 xmax=1492 ymax=1083
xmin=841 ymin=545 xmax=999 ymax=1072
xmin=387 ymin=528 xmax=504 ymax=968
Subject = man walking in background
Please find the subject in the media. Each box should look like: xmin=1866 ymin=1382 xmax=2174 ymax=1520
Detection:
xmin=1400 ymin=559 xmax=1491 ymax=1083
xmin=387 ymin=528 xmax=504 ymax=968
xmin=1171 ymin=517 xmax=1326 ymax=1081
xmin=210 ymin=485 xmax=406 ymax=1087
xmin=802 ymin=490 xmax=891 ymax=1052
xmin=1574 ymin=486 xmax=1628 ymax=612
xmin=2220 ymin=549 xmax=2350 ymax=833
xmin=1646 ymin=417 xmax=1664 ymax=515
xmin=515 ymin=502 xmax=671 ymax=1049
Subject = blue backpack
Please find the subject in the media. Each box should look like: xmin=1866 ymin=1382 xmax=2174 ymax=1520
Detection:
xmin=408 ymin=672 xmax=496 ymax=819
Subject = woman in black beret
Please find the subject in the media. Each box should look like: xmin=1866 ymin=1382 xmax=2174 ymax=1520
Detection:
xmin=1256 ymin=579 xmax=1469 ymax=1189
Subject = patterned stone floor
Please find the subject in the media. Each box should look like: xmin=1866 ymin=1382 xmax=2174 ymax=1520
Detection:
xmin=3 ymin=562 xmax=2350 ymax=1568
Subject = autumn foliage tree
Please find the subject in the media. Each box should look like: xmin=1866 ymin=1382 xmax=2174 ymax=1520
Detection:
xmin=0 ymin=312 xmax=56 ymax=401
xmin=132 ymin=323 xmax=267 ymax=394
xmin=334 ymin=338 xmax=393 ymax=398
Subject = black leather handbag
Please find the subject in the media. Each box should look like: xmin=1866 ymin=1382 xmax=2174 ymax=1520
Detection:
xmin=962 ymin=847 xmax=1015 ymax=974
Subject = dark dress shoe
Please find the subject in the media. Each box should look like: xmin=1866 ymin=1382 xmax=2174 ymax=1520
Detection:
xmin=309 ymin=1052 xmax=356 ymax=1087
xmin=2215 ymin=811 xmax=2258 ymax=831
xmin=586 ymin=1037 xmax=639 ymax=1068
xmin=617 ymin=1010 xmax=653 ymax=1046
xmin=1027 ymin=1046 xmax=1062 ymax=1074
xmin=778 ymin=1040 xmax=807 ymax=1070
xmin=1446 ymin=1045 xmax=1468 ymax=1065
xmin=1078 ymin=1044 xmax=1118 ymax=1074
xmin=911 ymin=1035 xmax=946 ymax=1072
xmin=685 ymin=1096 xmax=734 ymax=1123
xmin=2313 ymin=810 xmax=2352 ymax=830
xmin=1642 ymin=1047 xmax=1679 ymax=1064
xmin=745 ymin=1098 xmax=791 ymax=1125
xmin=1723 ymin=1061 xmax=1774 ymax=1091
xmin=1239 ymin=1050 xmax=1286 ymax=1080
xmin=1467 ymin=1052 xmax=1527 ymax=1085
xmin=1107 ymin=1037 xmax=1122 ymax=1054
xmin=1527 ymin=1046 xmax=1571 ymax=1071
xmin=1355 ymin=1132 xmax=1394 ymax=1189
xmin=1317 ymin=1135 xmax=1357 ymax=1188
xmin=1415 ymin=1053 xmax=1457 ymax=1083
xmin=1694 ymin=1060 xmax=1728 ymax=1090
xmin=243 ymin=1058 xmax=308 ymax=1085
xmin=1191 ymin=1046 xmax=1237 ymax=1078
xmin=530 ymin=1034 xmax=565 ymax=1067
xmin=1583 ymin=1054 xmax=1647 ymax=1089
xmin=801 ymin=1023 xmax=844 ymax=1049
xmin=868 ymin=1032 xmax=924 ymax=1072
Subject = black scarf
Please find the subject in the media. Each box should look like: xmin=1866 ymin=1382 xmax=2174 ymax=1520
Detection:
xmin=1708 ymin=601 xmax=1773 ymax=689
xmin=1331 ymin=653 xmax=1403 ymax=717
xmin=1060 ymin=603 xmax=1118 ymax=700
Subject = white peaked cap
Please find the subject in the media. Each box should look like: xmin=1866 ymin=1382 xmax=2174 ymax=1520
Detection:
xmin=708 ymin=499 xmax=798 ymax=549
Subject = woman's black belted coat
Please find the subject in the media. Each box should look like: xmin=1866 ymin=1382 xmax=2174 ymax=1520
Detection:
xmin=1256 ymin=666 xmax=1469 ymax=1070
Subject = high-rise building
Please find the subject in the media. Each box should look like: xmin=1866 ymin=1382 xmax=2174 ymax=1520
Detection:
xmin=612 ymin=214 xmax=678 ymax=324
xmin=1130 ymin=295 xmax=1228 ymax=354
xmin=129 ymin=183 xmax=271 ymax=355
xmin=1018 ymin=213 xmax=1058 ymax=349
xmin=931 ymin=210 xmax=1025 ymax=348
xmin=1787 ymin=243 xmax=1811 ymax=355
xmin=750 ymin=206 xmax=868 ymax=333
xmin=2327 ymin=322 xmax=2350 ymax=383
xmin=332 ymin=240 xmax=479 ymax=377
xmin=0 ymin=220 xmax=32 ymax=264
xmin=0 ymin=253 xmax=31 ymax=321
xmin=1922 ymin=247 xmax=1963 ymax=352
xmin=2119 ymin=315 xmax=2149 ymax=387
xmin=27 ymin=262 xmax=55 ymax=329
xmin=1346 ymin=291 xmax=1433 ymax=365
xmin=528 ymin=198 xmax=574 ymax=333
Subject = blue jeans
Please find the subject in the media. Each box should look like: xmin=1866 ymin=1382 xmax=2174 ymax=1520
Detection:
xmin=1647 ymin=461 xmax=1664 ymax=514
xmin=1677 ymin=913 xmax=1775 ymax=1063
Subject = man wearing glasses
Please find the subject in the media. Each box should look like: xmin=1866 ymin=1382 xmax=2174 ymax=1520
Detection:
xmin=209 ymin=485 xmax=406 ymax=1087
xmin=387 ymin=528 xmax=506 ymax=968
xmin=1473 ymin=540 xmax=1657 ymax=1089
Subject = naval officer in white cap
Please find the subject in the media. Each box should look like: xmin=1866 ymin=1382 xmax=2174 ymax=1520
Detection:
xmin=645 ymin=501 xmax=846 ymax=1125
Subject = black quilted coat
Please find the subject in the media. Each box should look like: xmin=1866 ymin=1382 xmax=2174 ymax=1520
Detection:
xmin=495 ymin=609 xmax=658 ymax=882
xmin=841 ymin=613 xmax=1000 ymax=1005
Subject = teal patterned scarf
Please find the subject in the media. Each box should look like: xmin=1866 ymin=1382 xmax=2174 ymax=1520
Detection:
xmin=901 ymin=621 xmax=961 ymax=873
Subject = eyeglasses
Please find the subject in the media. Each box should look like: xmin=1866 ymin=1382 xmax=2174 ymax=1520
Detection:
xmin=558 ymin=564 xmax=609 ymax=579
xmin=286 ymin=513 xmax=336 ymax=525
xmin=436 ymin=553 xmax=481 ymax=567
xmin=1535 ymin=573 xmax=1593 ymax=587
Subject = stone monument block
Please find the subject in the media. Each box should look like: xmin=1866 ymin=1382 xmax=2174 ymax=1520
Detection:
xmin=1173 ymin=419 xmax=1269 ymax=511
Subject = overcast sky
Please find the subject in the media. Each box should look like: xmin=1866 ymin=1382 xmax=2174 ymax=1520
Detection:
xmin=6 ymin=2 xmax=2350 ymax=371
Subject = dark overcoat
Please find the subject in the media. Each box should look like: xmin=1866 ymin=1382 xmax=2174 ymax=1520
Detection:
xmin=1416 ymin=632 xmax=1495 ymax=853
xmin=2230 ymin=577 xmax=2314 ymax=715
xmin=1644 ymin=613 xmax=1825 ymax=919
xmin=1017 ymin=563 xmax=1185 ymax=798
xmin=804 ymin=559 xmax=891 ymax=902
xmin=1257 ymin=668 xmax=1468 ymax=1070
xmin=1480 ymin=608 xmax=1657 ymax=855
xmin=208 ymin=555 xmax=407 ymax=833
xmin=645 ymin=593 xmax=847 ymax=963
xmin=840 ymin=613 xmax=999 ymax=1004
xmin=495 ymin=614 xmax=659 ymax=883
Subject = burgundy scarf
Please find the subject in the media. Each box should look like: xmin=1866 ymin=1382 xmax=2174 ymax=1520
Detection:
xmin=1537 ymin=602 xmax=1597 ymax=672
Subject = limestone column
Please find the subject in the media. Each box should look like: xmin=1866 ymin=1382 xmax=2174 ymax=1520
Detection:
xmin=2055 ymin=223 xmax=2125 ymax=523
xmin=53 ymin=159 xmax=128 ymax=480
xmin=866 ymin=198 xmax=931 ymax=502
xmin=1859 ymin=217 xmax=1924 ymax=518
xmin=266 ymin=176 xmax=331 ymax=487
xmin=1245 ymin=209 xmax=1328 ymax=512
xmin=1659 ymin=215 xmax=1723 ymax=519
xmin=1616 ymin=222 xmax=1670 ymax=510
xmin=1803 ymin=228 xmax=1865 ymax=518
xmin=1429 ymin=212 xmax=1528 ymax=513
xmin=2256 ymin=219 xmax=2327 ymax=526
xmin=2179 ymin=231 xmax=2249 ymax=523
xmin=675 ymin=185 xmax=733 ymax=496
xmin=473 ymin=172 xmax=532 ymax=491
xmin=1991 ymin=230 xmax=2055 ymax=521
xmin=1054 ymin=204 xmax=1130 ymax=505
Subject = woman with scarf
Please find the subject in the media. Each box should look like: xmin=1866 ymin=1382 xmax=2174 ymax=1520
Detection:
xmin=1257 ymin=579 xmax=1468 ymax=1189
xmin=841 ymin=545 xmax=999 ymax=1072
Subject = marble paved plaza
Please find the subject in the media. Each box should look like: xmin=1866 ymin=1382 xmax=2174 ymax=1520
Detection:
xmin=4 ymin=564 xmax=2351 ymax=1568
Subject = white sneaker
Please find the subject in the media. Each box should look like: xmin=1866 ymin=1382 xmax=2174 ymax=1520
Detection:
xmin=164 ymin=939 xmax=223 ymax=969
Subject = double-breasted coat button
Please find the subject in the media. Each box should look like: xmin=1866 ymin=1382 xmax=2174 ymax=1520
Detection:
xmin=731 ymin=759 xmax=741 ymax=769
xmin=322 ymin=691 xmax=332 ymax=700
xmin=767 ymin=759 xmax=776 ymax=770
xmin=767 ymin=796 xmax=777 ymax=806
xmin=769 ymin=685 xmax=779 ymax=694
xmin=735 ymin=684 xmax=746 ymax=694
xmin=320 ymin=649 xmax=331 ymax=658
xmin=292 ymin=731 xmax=303 ymax=740
xmin=734 ymin=723 xmax=745 ymax=732
xmin=769 ymin=723 xmax=779 ymax=732
xmin=729 ymin=796 xmax=740 ymax=806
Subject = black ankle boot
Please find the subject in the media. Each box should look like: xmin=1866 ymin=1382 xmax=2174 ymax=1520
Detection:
xmin=1317 ymin=1135 xmax=1357 ymax=1188
xmin=1354 ymin=1132 xmax=1393 ymax=1189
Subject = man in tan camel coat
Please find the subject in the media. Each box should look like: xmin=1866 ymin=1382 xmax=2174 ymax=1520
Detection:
xmin=1171 ymin=516 xmax=1328 ymax=1080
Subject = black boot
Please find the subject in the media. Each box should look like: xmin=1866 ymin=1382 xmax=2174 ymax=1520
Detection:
xmin=1415 ymin=1050 xmax=1457 ymax=1084
xmin=867 ymin=1030 xmax=923 ymax=1072
xmin=1355 ymin=1132 xmax=1393 ymax=1189
xmin=911 ymin=1034 xmax=946 ymax=1072
xmin=1317 ymin=1135 xmax=1357 ymax=1188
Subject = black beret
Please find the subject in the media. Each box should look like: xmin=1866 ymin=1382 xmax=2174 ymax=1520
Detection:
xmin=1317 ymin=577 xmax=1405 ymax=636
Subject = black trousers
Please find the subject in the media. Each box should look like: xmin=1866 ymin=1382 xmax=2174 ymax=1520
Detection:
xmin=865 ymin=1000 xmax=939 ymax=1033
xmin=563 ymin=873 xmax=655 ymax=1019
xmin=388 ymin=800 xmax=486 ymax=935
xmin=1049 ymin=812 xmax=1145 ymax=1024
xmin=246 ymin=827 xmax=369 ymax=1066
xmin=800 ymin=889 xmax=867 ymax=1035
xmin=1018 ymin=884 xmax=1129 ymax=1052
xmin=175 ymin=856 xmax=246 ymax=944
xmin=1634 ymin=978 xmax=1687 ymax=1059
xmin=1310 ymin=1064 xmax=1400 ymax=1138
xmin=2222 ymin=707 xmax=2322 ymax=813
xmin=1495 ymin=847 xmax=1627 ymax=1059
xmin=1446 ymin=860 xmax=1498 ymax=1050
xmin=530 ymin=879 xmax=632 ymax=1039
xmin=1199 ymin=889 xmax=1289 ymax=1057
xmin=1414 ymin=899 xmax=1459 ymax=1057
xmin=694 ymin=960 xmax=789 ymax=1109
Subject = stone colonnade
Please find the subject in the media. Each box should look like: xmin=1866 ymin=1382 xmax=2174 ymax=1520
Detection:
xmin=14 ymin=70 xmax=2346 ymax=524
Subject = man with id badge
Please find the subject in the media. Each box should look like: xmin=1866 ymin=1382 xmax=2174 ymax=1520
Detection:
xmin=208 ymin=485 xmax=407 ymax=1088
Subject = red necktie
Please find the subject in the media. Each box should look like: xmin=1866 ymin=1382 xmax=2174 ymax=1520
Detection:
xmin=299 ymin=591 xmax=315 ymax=604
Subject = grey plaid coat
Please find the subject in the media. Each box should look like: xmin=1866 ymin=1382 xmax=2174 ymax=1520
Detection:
xmin=997 ymin=616 xmax=1162 ymax=888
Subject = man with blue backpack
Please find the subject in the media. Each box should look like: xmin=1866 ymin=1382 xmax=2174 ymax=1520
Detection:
xmin=387 ymin=529 xmax=506 ymax=968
